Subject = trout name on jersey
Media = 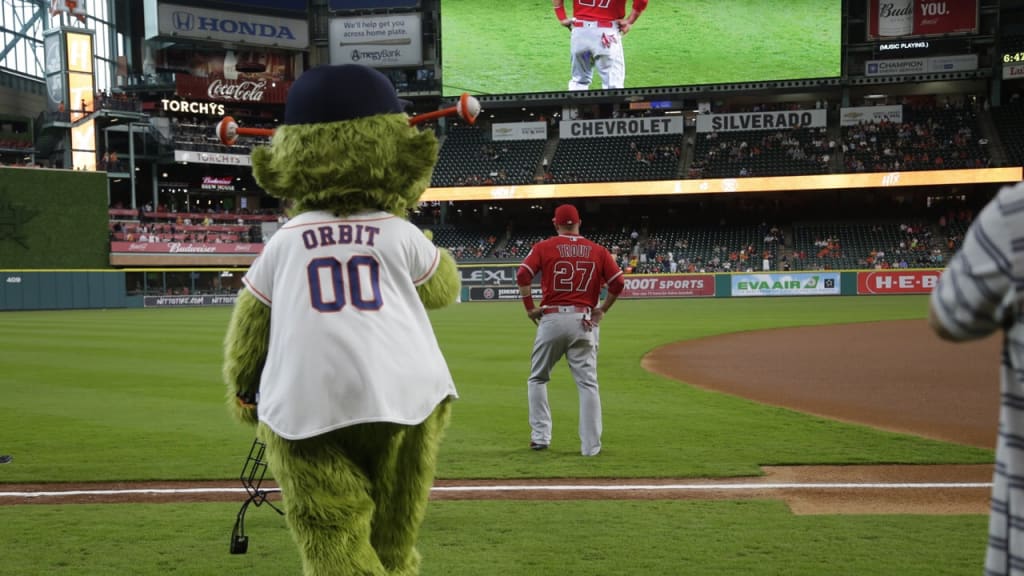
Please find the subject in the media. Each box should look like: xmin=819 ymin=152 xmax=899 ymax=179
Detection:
xmin=558 ymin=243 xmax=592 ymax=258
xmin=301 ymin=224 xmax=381 ymax=250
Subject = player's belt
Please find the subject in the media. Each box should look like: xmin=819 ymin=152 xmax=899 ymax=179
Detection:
xmin=572 ymin=20 xmax=616 ymax=28
xmin=542 ymin=305 xmax=591 ymax=315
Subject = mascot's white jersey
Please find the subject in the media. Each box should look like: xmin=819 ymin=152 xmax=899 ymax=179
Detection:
xmin=243 ymin=210 xmax=457 ymax=440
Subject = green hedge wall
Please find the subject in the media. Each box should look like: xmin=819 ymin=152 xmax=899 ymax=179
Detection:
xmin=0 ymin=167 xmax=109 ymax=269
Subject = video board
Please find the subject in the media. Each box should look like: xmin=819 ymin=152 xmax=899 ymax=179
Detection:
xmin=440 ymin=0 xmax=842 ymax=96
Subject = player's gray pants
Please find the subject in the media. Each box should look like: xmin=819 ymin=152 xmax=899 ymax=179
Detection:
xmin=528 ymin=312 xmax=602 ymax=456
xmin=568 ymin=24 xmax=625 ymax=91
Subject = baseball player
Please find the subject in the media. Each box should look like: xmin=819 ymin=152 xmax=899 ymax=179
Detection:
xmin=929 ymin=181 xmax=1024 ymax=576
xmin=517 ymin=204 xmax=625 ymax=456
xmin=552 ymin=0 xmax=649 ymax=91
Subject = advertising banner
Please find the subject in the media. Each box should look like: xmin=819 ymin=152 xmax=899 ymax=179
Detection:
xmin=864 ymin=54 xmax=977 ymax=76
xmin=621 ymin=275 xmax=715 ymax=298
xmin=201 ymin=176 xmax=235 ymax=191
xmin=694 ymin=110 xmax=827 ymax=133
xmin=174 ymin=150 xmax=251 ymax=166
xmin=154 ymin=3 xmax=309 ymax=50
xmin=839 ymin=105 xmax=904 ymax=126
xmin=492 ymin=122 xmax=547 ymax=141
xmin=731 ymin=273 xmax=840 ymax=297
xmin=1005 ymin=64 xmax=1024 ymax=80
xmin=458 ymin=265 xmax=520 ymax=286
xmin=155 ymin=48 xmax=297 ymax=82
xmin=175 ymin=76 xmax=291 ymax=104
xmin=110 ymin=242 xmax=263 ymax=254
xmin=560 ymin=117 xmax=684 ymax=139
xmin=329 ymin=14 xmax=423 ymax=68
xmin=856 ymin=270 xmax=940 ymax=294
xmin=217 ymin=0 xmax=308 ymax=12
xmin=329 ymin=0 xmax=420 ymax=9
xmin=144 ymin=294 xmax=239 ymax=308
xmin=160 ymin=99 xmax=226 ymax=116
xmin=43 ymin=31 xmax=64 ymax=114
xmin=867 ymin=0 xmax=978 ymax=40
xmin=468 ymin=286 xmax=542 ymax=302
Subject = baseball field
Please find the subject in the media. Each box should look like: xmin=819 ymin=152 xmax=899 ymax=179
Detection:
xmin=0 ymin=295 xmax=996 ymax=575
xmin=439 ymin=0 xmax=842 ymax=96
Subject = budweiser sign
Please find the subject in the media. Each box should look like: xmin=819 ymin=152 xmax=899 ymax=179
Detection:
xmin=201 ymin=176 xmax=235 ymax=191
xmin=175 ymin=76 xmax=291 ymax=104
xmin=169 ymin=242 xmax=218 ymax=253
xmin=110 ymin=241 xmax=264 ymax=255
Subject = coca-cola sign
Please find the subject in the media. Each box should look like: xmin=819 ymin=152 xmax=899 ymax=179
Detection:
xmin=175 ymin=75 xmax=291 ymax=104
xmin=208 ymin=79 xmax=265 ymax=101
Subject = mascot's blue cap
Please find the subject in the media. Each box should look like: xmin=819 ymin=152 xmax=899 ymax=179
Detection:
xmin=283 ymin=64 xmax=411 ymax=126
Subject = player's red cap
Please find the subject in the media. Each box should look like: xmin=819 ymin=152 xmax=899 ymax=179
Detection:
xmin=553 ymin=204 xmax=580 ymax=226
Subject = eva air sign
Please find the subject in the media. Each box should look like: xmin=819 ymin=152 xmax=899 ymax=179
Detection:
xmin=731 ymin=273 xmax=841 ymax=297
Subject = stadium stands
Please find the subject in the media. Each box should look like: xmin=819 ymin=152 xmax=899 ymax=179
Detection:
xmin=172 ymin=120 xmax=271 ymax=154
xmin=841 ymin=97 xmax=989 ymax=173
xmin=790 ymin=220 xmax=942 ymax=271
xmin=992 ymin=94 xmax=1024 ymax=168
xmin=430 ymin=123 xmax=546 ymax=187
xmin=108 ymin=208 xmax=277 ymax=244
xmin=691 ymin=127 xmax=832 ymax=178
xmin=548 ymin=134 xmax=682 ymax=183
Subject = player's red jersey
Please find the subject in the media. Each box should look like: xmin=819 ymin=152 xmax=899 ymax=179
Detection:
xmin=518 ymin=234 xmax=623 ymax=309
xmin=571 ymin=0 xmax=646 ymax=22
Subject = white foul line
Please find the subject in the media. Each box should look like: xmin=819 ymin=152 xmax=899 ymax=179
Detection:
xmin=0 ymin=481 xmax=992 ymax=499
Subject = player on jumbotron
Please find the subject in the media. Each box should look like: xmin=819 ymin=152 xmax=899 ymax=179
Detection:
xmin=552 ymin=0 xmax=649 ymax=91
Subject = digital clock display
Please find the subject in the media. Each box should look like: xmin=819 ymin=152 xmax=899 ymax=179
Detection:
xmin=1005 ymin=51 xmax=1024 ymax=64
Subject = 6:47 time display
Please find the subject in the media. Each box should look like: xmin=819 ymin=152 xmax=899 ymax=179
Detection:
xmin=1005 ymin=51 xmax=1024 ymax=63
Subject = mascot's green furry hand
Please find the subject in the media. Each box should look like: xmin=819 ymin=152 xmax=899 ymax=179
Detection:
xmin=222 ymin=290 xmax=270 ymax=426
xmin=418 ymin=228 xmax=460 ymax=309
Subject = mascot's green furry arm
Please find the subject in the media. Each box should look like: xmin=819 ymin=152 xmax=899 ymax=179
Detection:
xmin=221 ymin=64 xmax=461 ymax=576
xmin=222 ymin=290 xmax=269 ymax=425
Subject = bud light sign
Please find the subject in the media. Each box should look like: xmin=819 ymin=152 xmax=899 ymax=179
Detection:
xmin=866 ymin=0 xmax=978 ymax=40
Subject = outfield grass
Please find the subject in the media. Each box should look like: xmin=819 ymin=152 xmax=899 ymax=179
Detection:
xmin=0 ymin=295 xmax=994 ymax=575
xmin=440 ymin=0 xmax=842 ymax=95
xmin=0 ymin=296 xmax=992 ymax=485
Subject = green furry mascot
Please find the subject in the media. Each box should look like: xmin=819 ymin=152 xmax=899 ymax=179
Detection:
xmin=222 ymin=64 xmax=461 ymax=576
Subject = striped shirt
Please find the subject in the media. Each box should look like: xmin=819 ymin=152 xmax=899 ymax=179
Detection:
xmin=931 ymin=181 xmax=1024 ymax=576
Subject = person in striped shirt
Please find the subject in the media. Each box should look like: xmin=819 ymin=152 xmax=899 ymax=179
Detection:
xmin=930 ymin=181 xmax=1024 ymax=576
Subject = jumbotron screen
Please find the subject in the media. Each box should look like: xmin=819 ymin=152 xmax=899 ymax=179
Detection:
xmin=440 ymin=0 xmax=842 ymax=96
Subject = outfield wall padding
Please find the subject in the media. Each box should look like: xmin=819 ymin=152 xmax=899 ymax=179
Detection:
xmin=1 ymin=271 xmax=126 ymax=310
